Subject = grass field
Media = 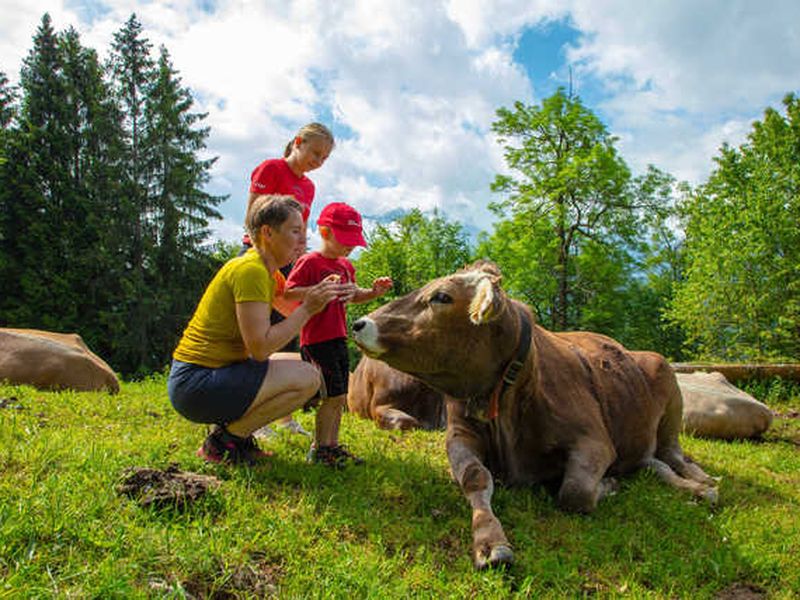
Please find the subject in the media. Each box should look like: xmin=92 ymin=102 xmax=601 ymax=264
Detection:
xmin=1 ymin=375 xmax=799 ymax=599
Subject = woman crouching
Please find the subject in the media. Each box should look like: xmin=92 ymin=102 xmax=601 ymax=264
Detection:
xmin=167 ymin=194 xmax=340 ymax=465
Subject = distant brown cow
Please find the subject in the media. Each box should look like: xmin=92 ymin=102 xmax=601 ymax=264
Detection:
xmin=352 ymin=261 xmax=717 ymax=569
xmin=0 ymin=328 xmax=119 ymax=393
xmin=347 ymin=356 xmax=446 ymax=430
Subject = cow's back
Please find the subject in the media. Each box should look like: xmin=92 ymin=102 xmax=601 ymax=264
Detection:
xmin=553 ymin=332 xmax=674 ymax=470
xmin=482 ymin=329 xmax=671 ymax=481
xmin=0 ymin=328 xmax=120 ymax=393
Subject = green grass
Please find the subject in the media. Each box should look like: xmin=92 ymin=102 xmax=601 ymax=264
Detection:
xmin=1 ymin=377 xmax=799 ymax=599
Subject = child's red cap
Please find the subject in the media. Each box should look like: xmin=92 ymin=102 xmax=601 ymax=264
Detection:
xmin=317 ymin=202 xmax=367 ymax=247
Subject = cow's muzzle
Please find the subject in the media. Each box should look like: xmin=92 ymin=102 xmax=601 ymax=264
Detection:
xmin=352 ymin=317 xmax=386 ymax=356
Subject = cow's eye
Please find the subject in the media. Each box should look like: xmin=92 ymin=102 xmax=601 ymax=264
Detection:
xmin=430 ymin=291 xmax=453 ymax=305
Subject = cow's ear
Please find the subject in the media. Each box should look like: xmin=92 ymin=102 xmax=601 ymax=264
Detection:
xmin=469 ymin=277 xmax=504 ymax=324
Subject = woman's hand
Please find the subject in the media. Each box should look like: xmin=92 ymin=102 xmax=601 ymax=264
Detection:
xmin=303 ymin=279 xmax=341 ymax=315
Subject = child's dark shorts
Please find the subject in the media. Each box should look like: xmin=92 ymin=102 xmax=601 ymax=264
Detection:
xmin=168 ymin=358 xmax=269 ymax=425
xmin=300 ymin=338 xmax=350 ymax=398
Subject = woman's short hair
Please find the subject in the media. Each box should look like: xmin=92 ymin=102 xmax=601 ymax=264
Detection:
xmin=246 ymin=194 xmax=303 ymax=243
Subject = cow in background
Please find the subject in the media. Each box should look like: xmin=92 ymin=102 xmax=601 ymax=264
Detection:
xmin=0 ymin=328 xmax=120 ymax=393
xmin=347 ymin=356 xmax=446 ymax=430
xmin=677 ymin=371 xmax=773 ymax=439
xmin=353 ymin=261 xmax=718 ymax=569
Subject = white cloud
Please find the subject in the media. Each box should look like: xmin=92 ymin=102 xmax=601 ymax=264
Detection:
xmin=564 ymin=0 xmax=800 ymax=182
xmin=1 ymin=0 xmax=798 ymax=243
xmin=445 ymin=0 xmax=566 ymax=48
xmin=0 ymin=1 xmax=80 ymax=81
xmin=568 ymin=0 xmax=800 ymax=113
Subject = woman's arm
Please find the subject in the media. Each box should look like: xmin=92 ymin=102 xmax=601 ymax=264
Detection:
xmin=282 ymin=286 xmax=311 ymax=302
xmin=236 ymin=279 xmax=340 ymax=360
xmin=236 ymin=302 xmax=311 ymax=360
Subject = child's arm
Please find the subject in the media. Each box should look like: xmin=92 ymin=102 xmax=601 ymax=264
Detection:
xmin=350 ymin=277 xmax=393 ymax=304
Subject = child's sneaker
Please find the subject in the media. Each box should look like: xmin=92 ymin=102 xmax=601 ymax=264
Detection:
xmin=276 ymin=418 xmax=311 ymax=437
xmin=306 ymin=444 xmax=364 ymax=468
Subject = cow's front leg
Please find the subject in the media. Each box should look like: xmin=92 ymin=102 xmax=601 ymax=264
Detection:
xmin=558 ymin=437 xmax=617 ymax=513
xmin=447 ymin=431 xmax=513 ymax=569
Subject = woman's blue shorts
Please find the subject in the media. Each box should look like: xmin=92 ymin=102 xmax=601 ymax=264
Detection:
xmin=168 ymin=358 xmax=270 ymax=425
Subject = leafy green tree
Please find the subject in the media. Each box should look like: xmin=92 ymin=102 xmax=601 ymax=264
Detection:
xmin=669 ymin=94 xmax=800 ymax=361
xmin=348 ymin=209 xmax=472 ymax=364
xmin=491 ymin=89 xmax=630 ymax=329
xmin=353 ymin=208 xmax=472 ymax=300
xmin=489 ymin=89 xmax=678 ymax=349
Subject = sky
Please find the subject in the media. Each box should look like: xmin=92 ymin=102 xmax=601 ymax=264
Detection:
xmin=2 ymin=0 xmax=799 ymax=244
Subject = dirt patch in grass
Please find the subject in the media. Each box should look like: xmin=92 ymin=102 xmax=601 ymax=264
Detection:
xmin=0 ymin=396 xmax=26 ymax=410
xmin=177 ymin=555 xmax=285 ymax=599
xmin=715 ymin=582 xmax=767 ymax=599
xmin=117 ymin=464 xmax=220 ymax=509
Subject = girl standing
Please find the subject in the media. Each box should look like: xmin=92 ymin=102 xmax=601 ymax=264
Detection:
xmin=244 ymin=122 xmax=335 ymax=438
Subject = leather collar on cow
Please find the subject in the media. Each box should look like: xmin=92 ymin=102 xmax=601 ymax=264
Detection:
xmin=467 ymin=304 xmax=532 ymax=421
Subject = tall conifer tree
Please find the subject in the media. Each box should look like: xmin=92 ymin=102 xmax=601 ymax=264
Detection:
xmin=143 ymin=46 xmax=224 ymax=371
xmin=2 ymin=13 xmax=225 ymax=375
xmin=106 ymin=14 xmax=158 ymax=372
xmin=3 ymin=14 xmax=70 ymax=329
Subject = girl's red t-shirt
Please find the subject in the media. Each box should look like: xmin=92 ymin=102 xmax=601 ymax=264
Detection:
xmin=249 ymin=158 xmax=315 ymax=222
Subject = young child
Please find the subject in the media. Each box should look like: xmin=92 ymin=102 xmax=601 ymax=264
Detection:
xmin=245 ymin=122 xmax=335 ymax=438
xmin=285 ymin=202 xmax=393 ymax=467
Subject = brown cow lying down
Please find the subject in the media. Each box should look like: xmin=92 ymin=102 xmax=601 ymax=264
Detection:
xmin=677 ymin=371 xmax=773 ymax=439
xmin=352 ymin=261 xmax=718 ymax=569
xmin=347 ymin=356 xmax=446 ymax=430
xmin=0 ymin=328 xmax=120 ymax=393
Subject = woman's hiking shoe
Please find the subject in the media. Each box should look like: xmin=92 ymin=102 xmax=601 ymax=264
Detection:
xmin=238 ymin=434 xmax=274 ymax=461
xmin=197 ymin=426 xmax=272 ymax=466
xmin=306 ymin=444 xmax=364 ymax=468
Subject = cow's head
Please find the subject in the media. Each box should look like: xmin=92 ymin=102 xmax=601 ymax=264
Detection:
xmin=352 ymin=261 xmax=516 ymax=399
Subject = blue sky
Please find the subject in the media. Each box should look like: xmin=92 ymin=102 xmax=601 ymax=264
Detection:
xmin=2 ymin=0 xmax=799 ymax=244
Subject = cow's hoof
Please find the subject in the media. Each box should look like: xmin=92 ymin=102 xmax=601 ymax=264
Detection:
xmin=474 ymin=544 xmax=514 ymax=570
xmin=700 ymin=486 xmax=719 ymax=506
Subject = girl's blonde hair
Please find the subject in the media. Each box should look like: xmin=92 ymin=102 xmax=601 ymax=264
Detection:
xmin=284 ymin=122 xmax=335 ymax=158
xmin=246 ymin=194 xmax=303 ymax=244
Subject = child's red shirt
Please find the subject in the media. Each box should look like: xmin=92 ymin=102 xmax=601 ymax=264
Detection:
xmin=286 ymin=251 xmax=356 ymax=346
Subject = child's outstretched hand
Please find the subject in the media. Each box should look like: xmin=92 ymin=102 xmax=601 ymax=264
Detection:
xmin=372 ymin=277 xmax=393 ymax=297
